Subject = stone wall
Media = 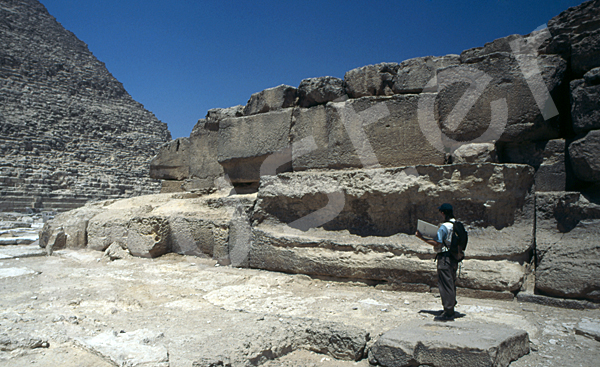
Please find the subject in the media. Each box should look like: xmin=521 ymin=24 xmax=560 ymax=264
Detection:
xmin=0 ymin=0 xmax=171 ymax=212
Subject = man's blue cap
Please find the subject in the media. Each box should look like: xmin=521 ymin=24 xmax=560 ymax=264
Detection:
xmin=438 ymin=203 xmax=453 ymax=211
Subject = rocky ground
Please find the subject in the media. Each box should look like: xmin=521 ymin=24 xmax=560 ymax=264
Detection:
xmin=0 ymin=243 xmax=599 ymax=367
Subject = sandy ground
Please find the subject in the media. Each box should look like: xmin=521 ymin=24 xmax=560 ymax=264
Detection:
xmin=0 ymin=248 xmax=599 ymax=367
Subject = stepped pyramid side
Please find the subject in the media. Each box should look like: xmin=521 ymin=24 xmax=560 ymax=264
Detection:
xmin=0 ymin=0 xmax=171 ymax=213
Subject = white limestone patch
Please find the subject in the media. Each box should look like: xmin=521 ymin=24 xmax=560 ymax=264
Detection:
xmin=0 ymin=267 xmax=38 ymax=278
xmin=79 ymin=329 xmax=168 ymax=367
xmin=0 ymin=244 xmax=45 ymax=259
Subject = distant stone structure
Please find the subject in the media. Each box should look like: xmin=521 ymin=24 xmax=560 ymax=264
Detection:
xmin=0 ymin=0 xmax=171 ymax=213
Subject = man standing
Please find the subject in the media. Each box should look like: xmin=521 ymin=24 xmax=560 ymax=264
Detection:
xmin=416 ymin=203 xmax=459 ymax=321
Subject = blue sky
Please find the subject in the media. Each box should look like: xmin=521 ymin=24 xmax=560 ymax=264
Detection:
xmin=40 ymin=0 xmax=584 ymax=139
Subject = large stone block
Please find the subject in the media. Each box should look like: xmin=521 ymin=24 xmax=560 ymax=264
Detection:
xmin=254 ymin=164 xmax=535 ymax=237
xmin=569 ymin=129 xmax=600 ymax=183
xmin=437 ymin=52 xmax=566 ymax=143
xmin=218 ymin=109 xmax=293 ymax=183
xmin=126 ymin=216 xmax=170 ymax=258
xmin=369 ymin=320 xmax=529 ymax=367
xmin=250 ymin=226 xmax=526 ymax=292
xmin=452 ymin=143 xmax=498 ymax=164
xmin=571 ymin=68 xmax=600 ymax=135
xmin=546 ymin=0 xmax=600 ymax=76
xmin=39 ymin=205 xmax=103 ymax=251
xmin=499 ymin=139 xmax=567 ymax=191
xmin=168 ymin=216 xmax=228 ymax=259
xmin=149 ymin=138 xmax=191 ymax=180
xmin=392 ymin=55 xmax=460 ymax=94
xmin=344 ymin=63 xmax=399 ymax=98
xmin=243 ymin=85 xmax=297 ymax=116
xmin=535 ymin=192 xmax=600 ymax=301
xmin=188 ymin=120 xmax=224 ymax=187
xmin=291 ymin=95 xmax=446 ymax=171
xmin=297 ymin=76 xmax=346 ymax=108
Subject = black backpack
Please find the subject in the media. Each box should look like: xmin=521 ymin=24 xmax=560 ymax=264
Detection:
xmin=447 ymin=220 xmax=468 ymax=261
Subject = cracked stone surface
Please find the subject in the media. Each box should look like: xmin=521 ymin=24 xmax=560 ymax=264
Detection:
xmin=0 ymin=249 xmax=598 ymax=366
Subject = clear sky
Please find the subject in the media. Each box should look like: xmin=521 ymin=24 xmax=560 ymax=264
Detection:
xmin=40 ymin=0 xmax=585 ymax=139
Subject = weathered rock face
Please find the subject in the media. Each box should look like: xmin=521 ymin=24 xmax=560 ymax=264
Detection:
xmin=243 ymin=85 xmax=297 ymax=116
xmin=291 ymin=95 xmax=447 ymax=171
xmin=254 ymin=164 xmax=535 ymax=236
xmin=297 ymin=76 xmax=346 ymax=108
xmin=344 ymin=63 xmax=399 ymax=98
xmin=452 ymin=143 xmax=498 ymax=164
xmin=0 ymin=0 xmax=171 ymax=213
xmin=545 ymin=0 xmax=600 ymax=77
xmin=571 ymin=67 xmax=600 ymax=135
xmin=437 ymin=52 xmax=566 ymax=143
xmin=248 ymin=164 xmax=534 ymax=294
xmin=499 ymin=139 xmax=567 ymax=192
xmin=535 ymin=192 xmax=600 ymax=301
xmin=569 ymin=130 xmax=600 ymax=183
xmin=40 ymin=193 xmax=248 ymax=259
xmin=392 ymin=55 xmax=460 ymax=94
xmin=217 ymin=109 xmax=293 ymax=183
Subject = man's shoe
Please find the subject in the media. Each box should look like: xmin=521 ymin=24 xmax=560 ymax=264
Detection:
xmin=434 ymin=311 xmax=455 ymax=322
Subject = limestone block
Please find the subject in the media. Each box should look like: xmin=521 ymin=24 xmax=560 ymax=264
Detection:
xmin=254 ymin=164 xmax=535 ymax=237
xmin=392 ymin=55 xmax=460 ymax=94
xmin=87 ymin=216 xmax=129 ymax=252
xmin=250 ymin=226 xmax=526 ymax=292
xmin=369 ymin=320 xmax=529 ymax=367
xmin=126 ymin=217 xmax=170 ymax=258
xmin=297 ymin=76 xmax=346 ymax=108
xmin=151 ymin=118 xmax=224 ymax=190
xmin=500 ymin=139 xmax=567 ymax=192
xmin=243 ymin=85 xmax=297 ymax=116
xmin=452 ymin=143 xmax=497 ymax=163
xmin=39 ymin=205 xmax=103 ymax=250
xmin=535 ymin=192 xmax=600 ymax=301
xmin=569 ymin=130 xmax=600 ymax=183
xmin=437 ymin=52 xmax=566 ymax=144
xmin=344 ymin=63 xmax=399 ymax=98
xmin=188 ymin=119 xmax=224 ymax=188
xmin=159 ymin=180 xmax=185 ymax=193
xmin=103 ymin=242 xmax=131 ymax=261
xmin=149 ymin=138 xmax=191 ymax=180
xmin=575 ymin=319 xmax=600 ymax=341
xmin=168 ymin=216 xmax=228 ymax=259
xmin=202 ymin=105 xmax=244 ymax=123
xmin=291 ymin=95 xmax=446 ymax=171
xmin=571 ymin=68 xmax=600 ymax=135
xmin=218 ymin=109 xmax=293 ymax=183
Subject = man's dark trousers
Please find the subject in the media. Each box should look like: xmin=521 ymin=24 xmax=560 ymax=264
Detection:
xmin=437 ymin=252 xmax=458 ymax=313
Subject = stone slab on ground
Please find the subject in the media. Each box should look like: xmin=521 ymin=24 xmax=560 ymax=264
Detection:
xmin=575 ymin=319 xmax=600 ymax=341
xmin=516 ymin=292 xmax=600 ymax=310
xmin=369 ymin=320 xmax=529 ymax=367
xmin=0 ymin=244 xmax=45 ymax=259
